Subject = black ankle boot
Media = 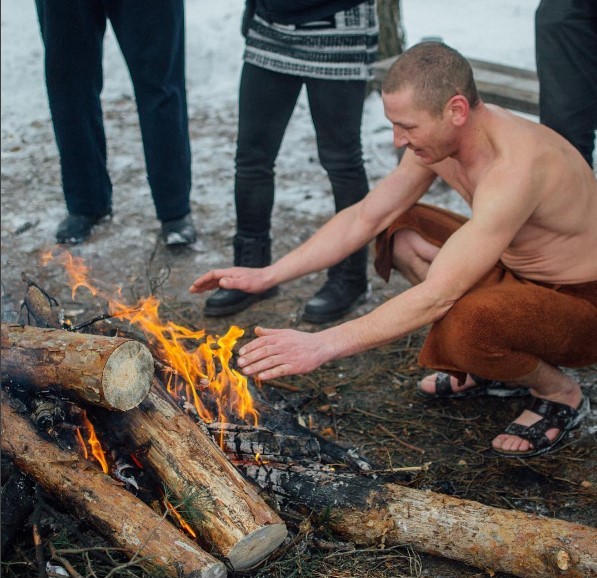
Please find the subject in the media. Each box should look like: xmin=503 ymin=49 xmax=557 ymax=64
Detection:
xmin=204 ymin=233 xmax=278 ymax=316
xmin=302 ymin=247 xmax=369 ymax=324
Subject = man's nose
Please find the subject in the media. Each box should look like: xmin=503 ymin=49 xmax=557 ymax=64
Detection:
xmin=393 ymin=127 xmax=408 ymax=148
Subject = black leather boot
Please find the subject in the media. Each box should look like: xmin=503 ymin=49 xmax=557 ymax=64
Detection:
xmin=302 ymin=246 xmax=369 ymax=324
xmin=204 ymin=233 xmax=278 ymax=316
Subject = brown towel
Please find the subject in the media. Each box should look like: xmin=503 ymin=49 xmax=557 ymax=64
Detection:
xmin=375 ymin=203 xmax=597 ymax=382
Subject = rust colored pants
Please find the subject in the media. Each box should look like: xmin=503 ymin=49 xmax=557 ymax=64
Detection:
xmin=374 ymin=203 xmax=597 ymax=382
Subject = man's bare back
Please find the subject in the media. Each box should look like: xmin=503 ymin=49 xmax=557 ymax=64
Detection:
xmin=430 ymin=104 xmax=597 ymax=284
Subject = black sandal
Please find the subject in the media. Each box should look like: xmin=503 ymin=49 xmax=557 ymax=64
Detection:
xmin=492 ymin=396 xmax=591 ymax=458
xmin=418 ymin=372 xmax=530 ymax=399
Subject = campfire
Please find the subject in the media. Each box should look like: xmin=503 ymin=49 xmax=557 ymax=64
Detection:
xmin=2 ymin=249 xmax=596 ymax=578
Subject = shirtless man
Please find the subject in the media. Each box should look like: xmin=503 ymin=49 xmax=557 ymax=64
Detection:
xmin=191 ymin=42 xmax=597 ymax=458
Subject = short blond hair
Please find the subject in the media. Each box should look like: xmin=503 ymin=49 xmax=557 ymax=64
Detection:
xmin=382 ymin=42 xmax=480 ymax=117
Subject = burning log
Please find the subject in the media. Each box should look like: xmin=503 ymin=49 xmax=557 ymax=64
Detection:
xmin=104 ymin=383 xmax=288 ymax=571
xmin=239 ymin=463 xmax=597 ymax=578
xmin=1 ymin=323 xmax=153 ymax=411
xmin=206 ymin=422 xmax=322 ymax=464
xmin=0 ymin=394 xmax=227 ymax=578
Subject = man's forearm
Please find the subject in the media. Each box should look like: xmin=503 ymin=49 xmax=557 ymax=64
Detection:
xmin=267 ymin=205 xmax=374 ymax=286
xmin=320 ymin=281 xmax=452 ymax=362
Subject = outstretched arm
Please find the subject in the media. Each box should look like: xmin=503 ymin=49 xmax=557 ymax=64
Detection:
xmin=237 ymin=166 xmax=539 ymax=380
xmin=189 ymin=159 xmax=434 ymax=295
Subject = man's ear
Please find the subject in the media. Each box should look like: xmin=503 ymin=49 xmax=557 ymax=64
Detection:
xmin=446 ymin=94 xmax=469 ymax=126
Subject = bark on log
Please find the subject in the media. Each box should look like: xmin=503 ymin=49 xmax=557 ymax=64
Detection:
xmin=22 ymin=283 xmax=61 ymax=329
xmin=1 ymin=323 xmax=153 ymax=411
xmin=0 ymin=396 xmax=227 ymax=578
xmin=105 ymin=385 xmax=288 ymax=571
xmin=240 ymin=463 xmax=597 ymax=578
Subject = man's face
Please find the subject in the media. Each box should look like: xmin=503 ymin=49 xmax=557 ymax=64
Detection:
xmin=382 ymin=88 xmax=456 ymax=164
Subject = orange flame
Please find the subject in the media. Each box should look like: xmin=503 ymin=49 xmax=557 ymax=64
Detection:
xmin=42 ymin=249 xmax=98 ymax=299
xmin=43 ymin=249 xmax=258 ymax=429
xmin=81 ymin=411 xmax=109 ymax=474
xmin=164 ymin=497 xmax=197 ymax=538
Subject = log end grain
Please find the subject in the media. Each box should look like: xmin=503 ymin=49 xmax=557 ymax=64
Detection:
xmin=226 ymin=523 xmax=287 ymax=571
xmin=102 ymin=340 xmax=153 ymax=411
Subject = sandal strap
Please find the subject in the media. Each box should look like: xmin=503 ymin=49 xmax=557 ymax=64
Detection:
xmin=527 ymin=397 xmax=580 ymax=427
xmin=503 ymin=397 xmax=581 ymax=451
xmin=434 ymin=372 xmax=454 ymax=396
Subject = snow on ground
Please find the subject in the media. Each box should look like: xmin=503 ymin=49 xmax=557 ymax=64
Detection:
xmin=0 ymin=0 xmax=538 ymax=302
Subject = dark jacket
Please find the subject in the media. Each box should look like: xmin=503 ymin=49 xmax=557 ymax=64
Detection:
xmin=252 ymin=0 xmax=367 ymax=25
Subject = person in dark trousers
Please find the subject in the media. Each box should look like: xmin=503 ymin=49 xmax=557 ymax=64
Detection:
xmin=35 ymin=0 xmax=196 ymax=245
xmin=204 ymin=0 xmax=378 ymax=323
xmin=535 ymin=0 xmax=597 ymax=169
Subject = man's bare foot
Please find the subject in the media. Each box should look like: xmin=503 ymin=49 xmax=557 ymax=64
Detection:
xmin=492 ymin=390 xmax=587 ymax=457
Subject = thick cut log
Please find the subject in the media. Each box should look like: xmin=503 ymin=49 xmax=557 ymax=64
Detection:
xmin=240 ymin=464 xmax=597 ymax=578
xmin=1 ymin=323 xmax=153 ymax=411
xmin=105 ymin=385 xmax=288 ymax=571
xmin=0 ymin=396 xmax=227 ymax=578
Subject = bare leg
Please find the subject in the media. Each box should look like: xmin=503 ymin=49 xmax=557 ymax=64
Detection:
xmin=491 ymin=361 xmax=583 ymax=453
xmin=392 ymin=229 xmax=440 ymax=285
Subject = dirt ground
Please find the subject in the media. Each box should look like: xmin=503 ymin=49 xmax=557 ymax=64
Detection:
xmin=1 ymin=94 xmax=596 ymax=578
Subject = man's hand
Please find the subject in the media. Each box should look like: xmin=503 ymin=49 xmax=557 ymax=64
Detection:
xmin=189 ymin=267 xmax=271 ymax=294
xmin=237 ymin=326 xmax=332 ymax=380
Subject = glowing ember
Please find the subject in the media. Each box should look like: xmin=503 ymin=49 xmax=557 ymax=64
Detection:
xmin=42 ymin=249 xmax=258 ymax=429
xmin=81 ymin=411 xmax=109 ymax=474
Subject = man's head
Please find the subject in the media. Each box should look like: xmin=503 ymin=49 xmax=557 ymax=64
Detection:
xmin=382 ymin=41 xmax=479 ymax=117
xmin=382 ymin=42 xmax=480 ymax=163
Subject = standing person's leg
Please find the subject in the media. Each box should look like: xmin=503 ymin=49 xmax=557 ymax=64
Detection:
xmin=107 ymin=0 xmax=194 ymax=243
xmin=204 ymin=63 xmax=303 ymax=316
xmin=302 ymin=78 xmax=370 ymax=323
xmin=536 ymin=0 xmax=597 ymax=168
xmin=35 ymin=0 xmax=112 ymax=244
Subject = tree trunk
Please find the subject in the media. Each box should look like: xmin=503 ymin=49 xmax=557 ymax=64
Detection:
xmin=239 ymin=463 xmax=597 ymax=578
xmin=104 ymin=384 xmax=287 ymax=571
xmin=376 ymin=0 xmax=404 ymax=60
xmin=0 ymin=394 xmax=227 ymax=578
xmin=1 ymin=323 xmax=153 ymax=411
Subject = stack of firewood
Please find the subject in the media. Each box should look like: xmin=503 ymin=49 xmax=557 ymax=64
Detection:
xmin=2 ymin=283 xmax=596 ymax=578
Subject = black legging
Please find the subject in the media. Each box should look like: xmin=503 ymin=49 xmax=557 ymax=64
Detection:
xmin=35 ymin=0 xmax=191 ymax=221
xmin=234 ymin=62 xmax=370 ymax=235
xmin=535 ymin=0 xmax=597 ymax=168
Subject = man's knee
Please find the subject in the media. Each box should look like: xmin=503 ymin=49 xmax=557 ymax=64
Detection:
xmin=392 ymin=229 xmax=439 ymax=268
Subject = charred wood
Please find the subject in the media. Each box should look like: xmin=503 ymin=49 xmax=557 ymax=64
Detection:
xmin=1 ymin=466 xmax=36 ymax=557
xmin=239 ymin=463 xmax=597 ymax=578
xmin=206 ymin=422 xmax=322 ymax=464
xmin=0 ymin=393 xmax=227 ymax=578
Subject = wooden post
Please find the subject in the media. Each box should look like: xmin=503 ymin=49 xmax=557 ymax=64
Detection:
xmin=1 ymin=323 xmax=153 ymax=411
